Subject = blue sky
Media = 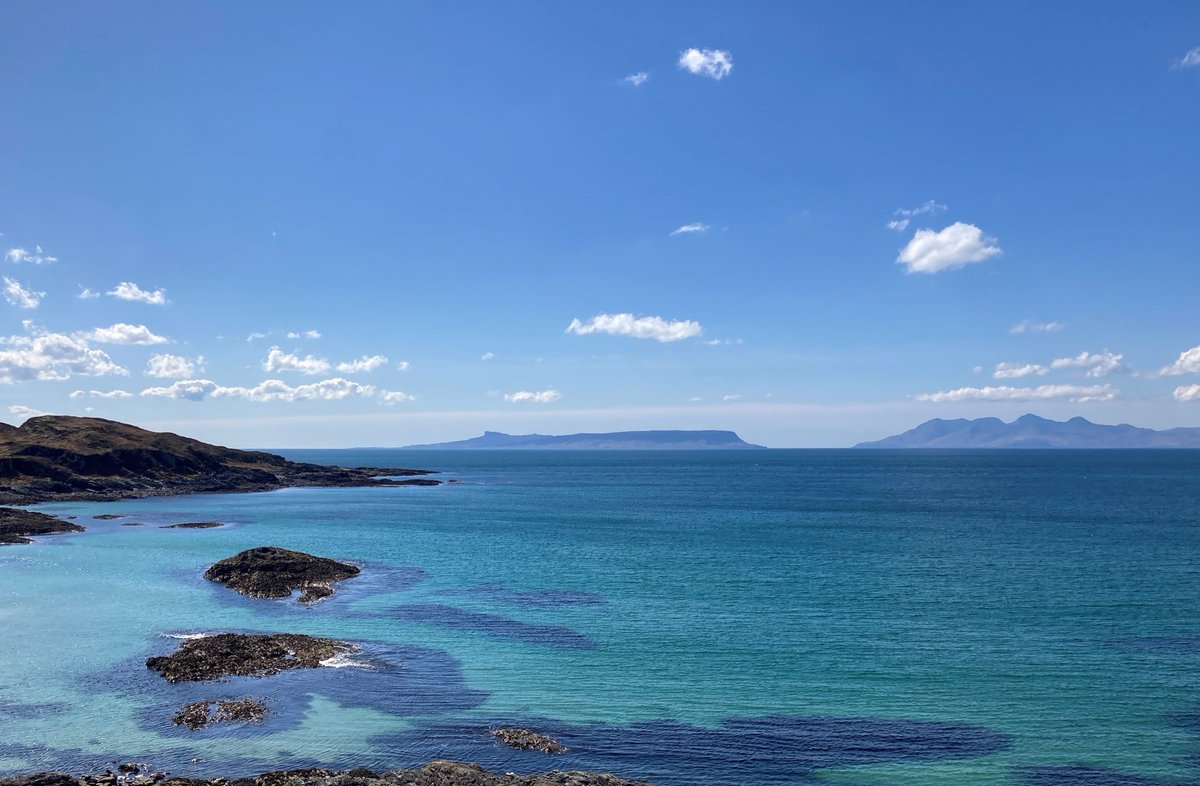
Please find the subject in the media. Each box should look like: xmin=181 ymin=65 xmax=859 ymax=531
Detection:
xmin=1 ymin=1 xmax=1198 ymax=447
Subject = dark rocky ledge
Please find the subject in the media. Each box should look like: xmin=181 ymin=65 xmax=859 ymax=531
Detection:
xmin=0 ymin=507 xmax=84 ymax=545
xmin=0 ymin=763 xmax=654 ymax=786
xmin=0 ymin=415 xmax=442 ymax=505
xmin=161 ymin=522 xmax=224 ymax=530
xmin=145 ymin=633 xmax=348 ymax=683
xmin=204 ymin=547 xmax=361 ymax=603
xmin=173 ymin=698 xmax=269 ymax=730
xmin=493 ymin=727 xmax=568 ymax=753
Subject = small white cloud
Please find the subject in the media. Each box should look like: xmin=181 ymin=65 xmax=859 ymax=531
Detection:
xmin=107 ymin=281 xmax=167 ymax=305
xmin=139 ymin=379 xmax=219 ymax=401
xmin=286 ymin=329 xmax=322 ymax=339
xmin=335 ymin=354 xmax=388 ymax=374
xmin=915 ymin=383 xmax=1118 ymax=403
xmin=396 ymin=360 xmax=411 ymax=371
xmin=378 ymin=389 xmax=415 ymax=404
xmin=0 ymin=332 xmax=126 ymax=382
xmin=1010 ymin=320 xmax=1065 ymax=335
xmin=993 ymin=362 xmax=1049 ymax=379
xmin=897 ymin=222 xmax=1001 ymax=274
xmin=262 ymin=347 xmax=331 ymax=375
xmin=887 ymin=200 xmax=947 ymax=232
xmin=141 ymin=377 xmax=375 ymax=403
xmin=6 ymin=245 xmax=57 ymax=265
xmin=1050 ymin=350 xmax=1125 ymax=378
xmin=1160 ymin=344 xmax=1200 ymax=376
xmin=624 ymin=71 xmax=649 ymax=86
xmin=3 ymin=277 xmax=45 ymax=309
xmin=87 ymin=389 xmax=133 ymax=399
xmin=722 ymin=394 xmax=741 ymax=401
xmin=480 ymin=352 xmax=495 ymax=361
xmin=504 ymin=389 xmax=561 ymax=404
xmin=688 ymin=396 xmax=702 ymax=402
xmin=78 ymin=287 xmax=101 ymax=300
xmin=1175 ymin=384 xmax=1200 ymax=402
xmin=678 ymin=48 xmax=733 ymax=80
xmin=670 ymin=222 xmax=710 ymax=236
xmin=246 ymin=332 xmax=267 ymax=342
xmin=86 ymin=323 xmax=169 ymax=345
xmin=8 ymin=404 xmax=49 ymax=421
xmin=145 ymin=353 xmax=204 ymax=379
xmin=1176 ymin=47 xmax=1200 ymax=68
xmin=69 ymin=390 xmax=85 ymax=399
xmin=566 ymin=313 xmax=702 ymax=342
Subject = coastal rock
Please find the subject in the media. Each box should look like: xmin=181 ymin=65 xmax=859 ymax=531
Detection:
xmin=203 ymin=547 xmax=360 ymax=603
xmin=93 ymin=514 xmax=127 ymax=520
xmin=161 ymin=522 xmax=224 ymax=530
xmin=0 ymin=508 xmax=84 ymax=545
xmin=493 ymin=727 xmax=568 ymax=753
xmin=0 ymin=766 xmax=653 ymax=786
xmin=121 ymin=522 xmax=145 ymax=527
xmin=0 ymin=415 xmax=442 ymax=505
xmin=145 ymin=633 xmax=348 ymax=683
xmin=172 ymin=698 xmax=269 ymax=730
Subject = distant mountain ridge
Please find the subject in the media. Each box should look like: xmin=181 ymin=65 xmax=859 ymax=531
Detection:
xmin=855 ymin=414 xmax=1200 ymax=449
xmin=401 ymin=430 xmax=765 ymax=450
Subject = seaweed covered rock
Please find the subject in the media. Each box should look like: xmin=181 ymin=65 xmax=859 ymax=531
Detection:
xmin=0 ymin=508 xmax=84 ymax=545
xmin=493 ymin=727 xmax=568 ymax=753
xmin=204 ymin=547 xmax=360 ymax=603
xmin=173 ymin=698 xmax=269 ymax=729
xmin=145 ymin=633 xmax=348 ymax=683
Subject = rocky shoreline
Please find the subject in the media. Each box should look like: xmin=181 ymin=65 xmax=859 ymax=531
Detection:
xmin=0 ymin=508 xmax=84 ymax=545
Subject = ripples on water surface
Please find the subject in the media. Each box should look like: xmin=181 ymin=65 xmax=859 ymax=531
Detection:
xmin=1 ymin=449 xmax=1199 ymax=785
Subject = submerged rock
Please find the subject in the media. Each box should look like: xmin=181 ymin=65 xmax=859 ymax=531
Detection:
xmin=203 ymin=547 xmax=360 ymax=603
xmin=493 ymin=727 xmax=568 ymax=753
xmin=145 ymin=632 xmax=348 ymax=683
xmin=0 ymin=508 xmax=84 ymax=545
xmin=172 ymin=698 xmax=269 ymax=729
xmin=121 ymin=522 xmax=145 ymax=527
xmin=93 ymin=514 xmax=127 ymax=520
xmin=160 ymin=522 xmax=223 ymax=529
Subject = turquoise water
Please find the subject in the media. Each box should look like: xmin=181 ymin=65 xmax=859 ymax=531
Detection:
xmin=1 ymin=450 xmax=1199 ymax=785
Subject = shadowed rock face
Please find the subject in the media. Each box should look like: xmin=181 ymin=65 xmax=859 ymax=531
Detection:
xmin=0 ymin=508 xmax=84 ymax=545
xmin=0 ymin=415 xmax=440 ymax=504
xmin=204 ymin=547 xmax=361 ymax=603
xmin=145 ymin=633 xmax=348 ymax=683
xmin=0 ymin=764 xmax=654 ymax=786
xmin=173 ymin=698 xmax=269 ymax=730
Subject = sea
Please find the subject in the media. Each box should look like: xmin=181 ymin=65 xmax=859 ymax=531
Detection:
xmin=1 ymin=449 xmax=1198 ymax=786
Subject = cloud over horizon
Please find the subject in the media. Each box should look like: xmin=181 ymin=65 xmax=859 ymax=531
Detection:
xmin=916 ymin=383 xmax=1118 ymax=403
xmin=566 ymin=313 xmax=702 ymax=342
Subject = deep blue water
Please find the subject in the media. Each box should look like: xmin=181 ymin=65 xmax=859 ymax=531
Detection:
xmin=2 ymin=450 xmax=1199 ymax=785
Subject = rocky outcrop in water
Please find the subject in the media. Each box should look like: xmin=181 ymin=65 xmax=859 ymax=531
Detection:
xmin=145 ymin=633 xmax=348 ymax=683
xmin=0 ymin=508 xmax=84 ymax=545
xmin=493 ymin=728 xmax=568 ymax=753
xmin=0 ymin=416 xmax=441 ymax=505
xmin=172 ymin=698 xmax=269 ymax=730
xmin=0 ymin=764 xmax=654 ymax=786
xmin=161 ymin=522 xmax=224 ymax=530
xmin=204 ymin=547 xmax=360 ymax=603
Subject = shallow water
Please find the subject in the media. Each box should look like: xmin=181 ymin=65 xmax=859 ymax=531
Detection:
xmin=1 ymin=449 xmax=1198 ymax=785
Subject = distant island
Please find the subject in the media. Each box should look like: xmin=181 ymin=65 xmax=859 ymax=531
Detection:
xmin=855 ymin=414 xmax=1200 ymax=449
xmin=401 ymin=430 xmax=765 ymax=450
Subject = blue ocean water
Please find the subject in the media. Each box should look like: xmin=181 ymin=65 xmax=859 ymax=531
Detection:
xmin=1 ymin=449 xmax=1199 ymax=785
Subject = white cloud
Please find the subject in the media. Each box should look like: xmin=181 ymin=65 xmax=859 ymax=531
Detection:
xmin=0 ymin=332 xmax=127 ymax=383
xmin=286 ymin=329 xmax=322 ymax=339
xmin=8 ymin=404 xmax=49 ymax=421
xmin=886 ymin=200 xmax=947 ymax=232
xmin=624 ymin=72 xmax=649 ymax=86
xmin=896 ymin=222 xmax=1002 ymax=274
xmin=69 ymin=390 xmax=84 ymax=399
xmin=3 ymin=277 xmax=45 ymax=309
xmin=1160 ymin=344 xmax=1200 ymax=376
xmin=86 ymin=323 xmax=170 ymax=345
xmin=678 ymin=48 xmax=733 ymax=80
xmin=915 ymin=383 xmax=1118 ymax=403
xmin=670 ymin=222 xmax=710 ymax=236
xmin=78 ymin=287 xmax=101 ymax=299
xmin=335 ymin=354 xmax=388 ymax=374
xmin=722 ymin=394 xmax=742 ymax=401
xmin=396 ymin=360 xmax=411 ymax=371
xmin=141 ymin=377 xmax=375 ymax=403
xmin=246 ymin=332 xmax=267 ymax=342
xmin=145 ymin=353 xmax=204 ymax=379
xmin=379 ymin=389 xmax=415 ymax=404
xmin=1050 ymin=350 xmax=1125 ymax=378
xmin=6 ymin=245 xmax=57 ymax=265
xmin=566 ymin=313 xmax=703 ymax=342
xmin=1177 ymin=47 xmax=1200 ymax=68
xmin=504 ymin=389 xmax=561 ymax=404
xmin=1010 ymin=320 xmax=1064 ymax=335
xmin=262 ymin=347 xmax=331 ymax=375
xmin=107 ymin=281 xmax=167 ymax=305
xmin=993 ymin=362 xmax=1048 ymax=379
xmin=1174 ymin=384 xmax=1200 ymax=402
xmin=480 ymin=352 xmax=495 ymax=361
xmin=85 ymin=389 xmax=133 ymax=399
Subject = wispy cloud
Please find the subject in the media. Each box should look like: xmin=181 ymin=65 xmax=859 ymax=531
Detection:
xmin=396 ymin=360 xmax=411 ymax=371
xmin=886 ymin=200 xmax=947 ymax=232
xmin=336 ymin=354 xmax=388 ymax=374
xmin=678 ymin=48 xmax=733 ymax=80
xmin=1160 ymin=344 xmax=1200 ymax=376
xmin=1176 ymin=47 xmax=1200 ymax=68
xmin=1010 ymin=320 xmax=1064 ymax=335
xmin=141 ymin=377 xmax=375 ymax=402
xmin=1175 ymin=384 xmax=1200 ymax=402
xmin=86 ymin=323 xmax=169 ymax=345
xmin=566 ymin=313 xmax=702 ymax=342
xmin=78 ymin=287 xmax=101 ymax=299
xmin=8 ymin=404 xmax=50 ymax=421
xmin=5 ymin=245 xmax=57 ymax=265
xmin=624 ymin=71 xmax=649 ymax=86
xmin=0 ymin=332 xmax=126 ymax=382
xmin=993 ymin=362 xmax=1048 ymax=379
xmin=379 ymin=390 xmax=415 ymax=404
xmin=108 ymin=281 xmax=167 ymax=305
xmin=1050 ymin=350 xmax=1125 ymax=378
xmin=286 ymin=329 xmax=322 ymax=339
xmin=145 ymin=353 xmax=204 ymax=379
xmin=670 ymin=222 xmax=710 ymax=236
xmin=916 ymin=383 xmax=1118 ymax=403
xmin=504 ymin=389 xmax=560 ymax=404
xmin=3 ymin=277 xmax=45 ymax=309
xmin=246 ymin=332 xmax=267 ymax=342
xmin=480 ymin=352 xmax=495 ymax=361
xmin=896 ymin=222 xmax=1001 ymax=274
xmin=70 ymin=389 xmax=132 ymax=399
xmin=262 ymin=347 xmax=331 ymax=375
